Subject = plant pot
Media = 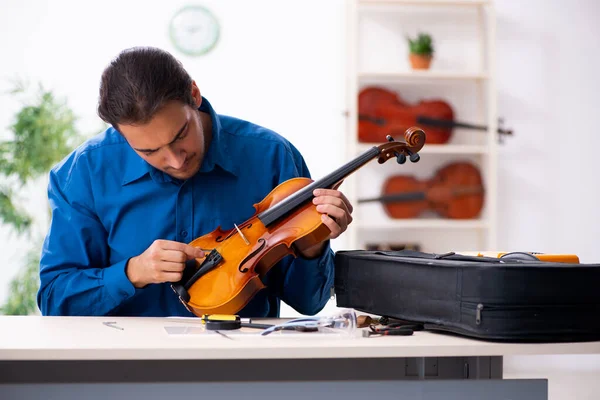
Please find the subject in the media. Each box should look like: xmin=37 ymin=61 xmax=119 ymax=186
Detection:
xmin=409 ymin=53 xmax=432 ymax=70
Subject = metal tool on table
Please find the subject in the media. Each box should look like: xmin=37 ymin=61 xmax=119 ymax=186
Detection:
xmin=102 ymin=321 xmax=124 ymax=331
xmin=357 ymin=314 xmax=424 ymax=338
xmin=201 ymin=314 xmax=274 ymax=331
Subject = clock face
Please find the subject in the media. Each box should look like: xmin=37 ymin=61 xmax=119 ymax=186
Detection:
xmin=169 ymin=5 xmax=220 ymax=56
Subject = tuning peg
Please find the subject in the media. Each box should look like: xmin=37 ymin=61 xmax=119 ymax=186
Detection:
xmin=396 ymin=153 xmax=406 ymax=164
xmin=410 ymin=153 xmax=420 ymax=163
xmin=386 ymin=135 xmax=395 ymax=142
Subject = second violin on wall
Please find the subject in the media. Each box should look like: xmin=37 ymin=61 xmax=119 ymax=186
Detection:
xmin=359 ymin=161 xmax=485 ymax=220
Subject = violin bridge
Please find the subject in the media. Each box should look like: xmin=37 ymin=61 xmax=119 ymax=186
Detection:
xmin=234 ymin=223 xmax=250 ymax=245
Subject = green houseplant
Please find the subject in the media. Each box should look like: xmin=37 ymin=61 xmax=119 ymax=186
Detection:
xmin=0 ymin=81 xmax=82 ymax=315
xmin=407 ymin=32 xmax=434 ymax=70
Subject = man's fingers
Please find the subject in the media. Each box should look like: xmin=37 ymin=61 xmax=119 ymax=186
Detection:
xmin=161 ymin=271 xmax=184 ymax=283
xmin=160 ymin=261 xmax=187 ymax=273
xmin=313 ymin=196 xmax=349 ymax=218
xmin=339 ymin=191 xmax=353 ymax=214
xmin=313 ymin=191 xmax=353 ymax=215
xmin=161 ymin=249 xmax=189 ymax=263
xmin=157 ymin=240 xmax=204 ymax=259
xmin=316 ymin=204 xmax=346 ymax=223
xmin=317 ymin=205 xmax=347 ymax=234
xmin=321 ymin=214 xmax=342 ymax=239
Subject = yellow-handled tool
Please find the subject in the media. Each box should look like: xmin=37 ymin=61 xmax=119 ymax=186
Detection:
xmin=461 ymin=251 xmax=579 ymax=264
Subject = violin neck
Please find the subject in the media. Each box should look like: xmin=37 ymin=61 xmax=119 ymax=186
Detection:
xmin=359 ymin=186 xmax=484 ymax=204
xmin=358 ymin=192 xmax=425 ymax=204
xmin=258 ymin=146 xmax=382 ymax=227
xmin=417 ymin=116 xmax=510 ymax=135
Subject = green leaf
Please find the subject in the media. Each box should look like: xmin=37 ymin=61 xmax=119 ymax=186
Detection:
xmin=0 ymin=84 xmax=80 ymax=232
xmin=0 ymin=244 xmax=41 ymax=315
xmin=0 ymin=188 xmax=32 ymax=235
xmin=3 ymin=89 xmax=80 ymax=182
xmin=0 ymin=82 xmax=83 ymax=315
xmin=407 ymin=32 xmax=434 ymax=56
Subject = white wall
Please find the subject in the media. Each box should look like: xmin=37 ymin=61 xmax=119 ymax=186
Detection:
xmin=496 ymin=2 xmax=600 ymax=398
xmin=495 ymin=0 xmax=600 ymax=263
xmin=0 ymin=1 xmax=599 ymax=397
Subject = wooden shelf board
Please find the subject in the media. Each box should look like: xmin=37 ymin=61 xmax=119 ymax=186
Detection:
xmin=359 ymin=0 xmax=490 ymax=6
xmin=358 ymin=71 xmax=489 ymax=81
xmin=356 ymin=218 xmax=489 ymax=229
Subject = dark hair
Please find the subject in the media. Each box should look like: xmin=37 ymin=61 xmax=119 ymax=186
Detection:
xmin=97 ymin=46 xmax=196 ymax=127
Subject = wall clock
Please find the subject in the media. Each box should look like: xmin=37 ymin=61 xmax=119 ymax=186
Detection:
xmin=169 ymin=5 xmax=220 ymax=56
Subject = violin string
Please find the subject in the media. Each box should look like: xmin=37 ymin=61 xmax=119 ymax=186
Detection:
xmin=234 ymin=223 xmax=250 ymax=245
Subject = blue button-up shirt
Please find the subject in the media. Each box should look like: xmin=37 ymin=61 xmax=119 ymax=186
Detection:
xmin=38 ymin=97 xmax=335 ymax=318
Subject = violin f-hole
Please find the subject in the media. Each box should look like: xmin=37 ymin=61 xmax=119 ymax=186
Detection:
xmin=238 ymin=238 xmax=267 ymax=273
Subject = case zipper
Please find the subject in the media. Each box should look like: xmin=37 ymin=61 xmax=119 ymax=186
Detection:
xmin=464 ymin=302 xmax=597 ymax=326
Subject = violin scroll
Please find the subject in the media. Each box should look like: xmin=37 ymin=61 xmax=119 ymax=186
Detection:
xmin=376 ymin=127 xmax=426 ymax=165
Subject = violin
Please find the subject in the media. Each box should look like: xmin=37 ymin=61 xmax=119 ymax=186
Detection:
xmin=171 ymin=127 xmax=426 ymax=316
xmin=358 ymin=161 xmax=484 ymax=219
xmin=358 ymin=87 xmax=512 ymax=144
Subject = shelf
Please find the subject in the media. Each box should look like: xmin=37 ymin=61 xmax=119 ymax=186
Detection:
xmin=355 ymin=143 xmax=489 ymax=155
xmin=356 ymin=218 xmax=488 ymax=230
xmin=346 ymin=0 xmax=497 ymax=251
xmin=359 ymin=0 xmax=490 ymax=6
xmin=358 ymin=71 xmax=489 ymax=81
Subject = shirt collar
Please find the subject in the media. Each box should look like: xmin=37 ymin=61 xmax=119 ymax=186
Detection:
xmin=121 ymin=96 xmax=238 ymax=186
xmin=197 ymin=96 xmax=239 ymax=177
xmin=121 ymin=132 xmax=150 ymax=186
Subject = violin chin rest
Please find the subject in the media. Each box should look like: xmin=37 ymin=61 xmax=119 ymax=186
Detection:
xmin=171 ymin=283 xmax=190 ymax=303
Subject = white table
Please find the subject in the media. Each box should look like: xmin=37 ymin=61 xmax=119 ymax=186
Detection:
xmin=1 ymin=315 xmax=599 ymax=400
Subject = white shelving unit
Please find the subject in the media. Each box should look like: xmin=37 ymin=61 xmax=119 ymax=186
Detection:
xmin=343 ymin=0 xmax=498 ymax=253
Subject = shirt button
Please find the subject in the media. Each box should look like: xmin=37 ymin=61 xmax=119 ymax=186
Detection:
xmin=181 ymin=230 xmax=188 ymax=238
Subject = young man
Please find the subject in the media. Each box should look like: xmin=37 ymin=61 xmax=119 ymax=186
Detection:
xmin=37 ymin=47 xmax=353 ymax=318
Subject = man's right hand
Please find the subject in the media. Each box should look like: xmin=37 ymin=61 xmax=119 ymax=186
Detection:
xmin=126 ymin=240 xmax=205 ymax=288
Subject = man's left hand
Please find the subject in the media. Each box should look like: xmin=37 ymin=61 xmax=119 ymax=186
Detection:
xmin=298 ymin=188 xmax=354 ymax=259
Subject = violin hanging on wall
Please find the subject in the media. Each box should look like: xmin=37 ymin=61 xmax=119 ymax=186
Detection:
xmin=358 ymin=161 xmax=484 ymax=219
xmin=358 ymin=87 xmax=512 ymax=145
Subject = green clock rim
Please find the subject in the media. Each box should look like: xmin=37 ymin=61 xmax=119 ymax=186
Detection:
xmin=169 ymin=4 xmax=220 ymax=57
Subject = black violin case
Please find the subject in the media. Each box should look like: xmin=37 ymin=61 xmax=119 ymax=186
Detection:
xmin=334 ymin=250 xmax=600 ymax=342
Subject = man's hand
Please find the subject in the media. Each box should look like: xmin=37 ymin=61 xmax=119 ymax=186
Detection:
xmin=126 ymin=240 xmax=205 ymax=288
xmin=299 ymin=188 xmax=354 ymax=259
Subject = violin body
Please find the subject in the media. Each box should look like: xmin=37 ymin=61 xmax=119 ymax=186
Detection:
xmin=171 ymin=127 xmax=427 ymax=317
xmin=360 ymin=161 xmax=484 ymax=219
xmin=183 ymin=178 xmax=328 ymax=316
xmin=358 ymin=87 xmax=512 ymax=144
xmin=359 ymin=87 xmax=454 ymax=144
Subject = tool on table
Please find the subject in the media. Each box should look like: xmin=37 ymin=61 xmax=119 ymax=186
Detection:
xmin=260 ymin=318 xmax=322 ymax=336
xmin=261 ymin=309 xmax=359 ymax=336
xmin=460 ymin=251 xmax=580 ymax=264
xmin=357 ymin=315 xmax=387 ymax=328
xmin=102 ymin=321 xmax=124 ymax=331
xmin=200 ymin=314 xmax=274 ymax=331
xmin=362 ymin=322 xmax=423 ymax=338
xmin=201 ymin=314 xmax=241 ymax=331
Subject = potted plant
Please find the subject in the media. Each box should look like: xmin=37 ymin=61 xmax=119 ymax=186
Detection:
xmin=407 ymin=32 xmax=434 ymax=70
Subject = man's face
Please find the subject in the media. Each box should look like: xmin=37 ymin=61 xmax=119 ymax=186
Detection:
xmin=118 ymin=97 xmax=207 ymax=181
